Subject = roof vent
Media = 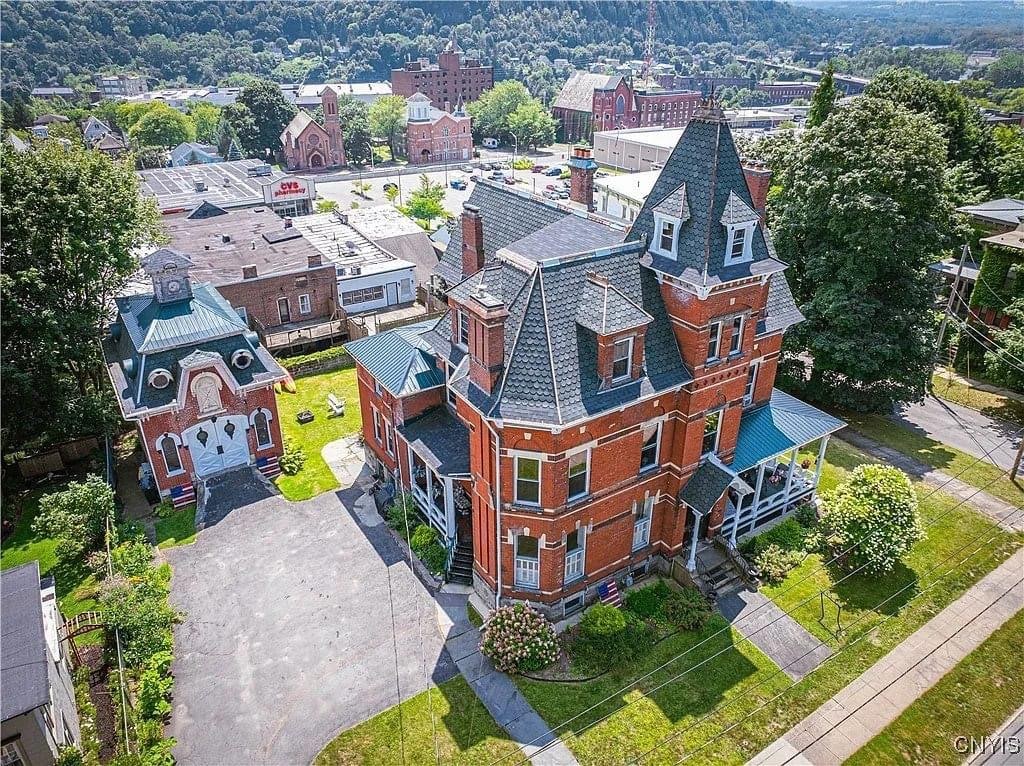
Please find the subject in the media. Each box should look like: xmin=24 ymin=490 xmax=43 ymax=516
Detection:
xmin=250 ymin=240 xmax=256 ymax=250
xmin=222 ymin=234 xmax=231 ymax=243
xmin=193 ymin=180 xmax=207 ymax=192
xmin=350 ymin=265 xmax=361 ymax=276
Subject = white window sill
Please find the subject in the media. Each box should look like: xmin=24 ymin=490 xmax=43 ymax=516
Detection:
xmin=165 ymin=469 xmax=186 ymax=478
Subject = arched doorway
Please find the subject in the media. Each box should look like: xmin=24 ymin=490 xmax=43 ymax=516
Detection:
xmin=309 ymin=151 xmax=325 ymax=168
xmin=421 ymin=149 xmax=431 ymax=163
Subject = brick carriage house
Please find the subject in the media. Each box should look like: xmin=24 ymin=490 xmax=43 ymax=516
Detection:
xmin=280 ymin=86 xmax=345 ymax=172
xmin=347 ymin=102 xmax=844 ymax=618
xmin=103 ymin=249 xmax=289 ymax=506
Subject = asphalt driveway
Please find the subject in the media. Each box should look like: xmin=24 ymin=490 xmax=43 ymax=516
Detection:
xmin=165 ymin=470 xmax=456 ymax=765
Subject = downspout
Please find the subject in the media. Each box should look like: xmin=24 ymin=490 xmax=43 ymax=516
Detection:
xmin=486 ymin=419 xmax=502 ymax=610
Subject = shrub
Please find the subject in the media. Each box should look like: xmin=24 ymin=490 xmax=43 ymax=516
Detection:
xmin=821 ymin=464 xmax=924 ymax=575
xmin=279 ymin=345 xmax=352 ymax=373
xmin=153 ymin=500 xmax=175 ymax=519
xmin=754 ymin=543 xmax=805 ymax=584
xmin=112 ymin=540 xmax=154 ymax=579
xmin=138 ymin=653 xmax=174 ymax=720
xmin=571 ymin=603 xmax=655 ymax=671
xmin=385 ymin=493 xmax=417 ymax=535
xmin=743 ymin=517 xmax=807 ymax=557
xmin=32 ymin=475 xmax=114 ymax=563
xmin=55 ymin=747 xmax=84 ymax=766
xmin=86 ymin=550 xmax=109 ymax=578
xmin=101 ymin=563 xmax=177 ymax=668
xmin=410 ymin=523 xmax=437 ymax=552
xmin=419 ymin=541 xmax=447 ymax=574
xmin=278 ymin=438 xmax=306 ymax=475
xmin=794 ymin=502 xmax=819 ymax=528
xmin=623 ymin=580 xmax=672 ymax=620
xmin=115 ymin=521 xmax=148 ymax=545
xmin=480 ymin=603 xmax=558 ymax=674
xmin=663 ymin=587 xmax=712 ymax=630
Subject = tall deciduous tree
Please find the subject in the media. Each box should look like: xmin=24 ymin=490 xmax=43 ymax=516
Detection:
xmin=775 ymin=98 xmax=952 ymax=412
xmin=186 ymin=101 xmax=221 ymax=144
xmin=0 ymin=141 xmax=161 ymax=454
xmin=233 ymin=78 xmax=297 ymax=159
xmin=467 ymin=81 xmax=545 ymax=144
xmin=368 ymin=94 xmax=407 ymax=159
xmin=335 ymin=95 xmax=372 ymax=166
xmin=807 ymin=60 xmax=837 ymax=128
xmin=128 ymin=102 xmax=196 ymax=148
xmin=507 ymin=100 xmax=557 ymax=150
xmin=403 ymin=173 xmax=445 ymax=227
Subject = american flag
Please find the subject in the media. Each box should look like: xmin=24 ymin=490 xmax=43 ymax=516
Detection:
xmin=598 ymin=579 xmax=621 ymax=607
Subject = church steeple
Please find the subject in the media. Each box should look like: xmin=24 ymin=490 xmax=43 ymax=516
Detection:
xmin=141 ymin=248 xmax=195 ymax=304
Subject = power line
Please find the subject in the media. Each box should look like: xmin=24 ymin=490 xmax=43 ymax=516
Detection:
xmin=487 ymin=428 xmax=1023 ymax=766
xmin=657 ymin=516 xmax=1024 ymax=766
xmin=948 ymin=312 xmax=1024 ymax=376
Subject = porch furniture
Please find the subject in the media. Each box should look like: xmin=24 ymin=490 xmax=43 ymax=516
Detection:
xmin=296 ymin=409 xmax=314 ymax=424
xmin=326 ymin=394 xmax=345 ymax=417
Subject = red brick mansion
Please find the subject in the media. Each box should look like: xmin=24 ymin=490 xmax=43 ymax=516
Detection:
xmin=103 ymin=249 xmax=288 ymax=507
xmin=346 ymin=103 xmax=843 ymax=618
xmin=405 ymin=93 xmax=473 ymax=165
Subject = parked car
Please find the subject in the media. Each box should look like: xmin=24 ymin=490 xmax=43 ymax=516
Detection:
xmin=450 ymin=179 xmax=467 ymax=190
xmin=503 ymin=176 xmax=516 ymax=185
xmin=557 ymin=189 xmax=570 ymax=199
xmin=545 ymin=183 xmax=558 ymax=191
xmin=482 ymin=137 xmax=500 ymax=149
xmin=531 ymin=164 xmax=547 ymax=173
xmin=469 ymin=174 xmax=480 ymax=182
xmin=489 ymin=170 xmax=505 ymax=181
xmin=542 ymin=189 xmax=560 ymax=200
xmin=596 ymin=170 xmax=610 ymax=178
xmin=544 ymin=166 xmax=563 ymax=176
xmin=460 ymin=164 xmax=474 ymax=173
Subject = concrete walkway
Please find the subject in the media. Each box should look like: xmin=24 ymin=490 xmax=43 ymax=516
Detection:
xmin=322 ymin=434 xmax=367 ymax=488
xmin=840 ymin=430 xmax=1024 ymax=532
xmin=435 ymin=591 xmax=579 ymax=766
xmin=748 ymin=548 xmax=1024 ymax=766
xmin=718 ymin=590 xmax=833 ymax=681
xmin=969 ymin=704 xmax=1024 ymax=765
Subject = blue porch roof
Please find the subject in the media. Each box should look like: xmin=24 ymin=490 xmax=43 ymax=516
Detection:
xmin=731 ymin=389 xmax=845 ymax=473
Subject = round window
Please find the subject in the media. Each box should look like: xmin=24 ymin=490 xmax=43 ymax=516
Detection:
xmin=148 ymin=368 xmax=173 ymax=389
xmin=231 ymin=349 xmax=254 ymax=369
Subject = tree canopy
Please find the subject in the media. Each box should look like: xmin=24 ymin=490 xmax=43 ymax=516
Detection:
xmin=368 ymin=95 xmax=407 ymax=159
xmin=231 ymin=78 xmax=297 ymax=159
xmin=806 ymin=60 xmax=837 ymax=128
xmin=0 ymin=140 xmax=161 ymax=455
xmin=128 ymin=101 xmax=196 ymax=147
xmin=467 ymin=81 xmax=549 ymax=146
xmin=506 ymin=99 xmax=557 ymax=150
xmin=775 ymin=97 xmax=952 ymax=412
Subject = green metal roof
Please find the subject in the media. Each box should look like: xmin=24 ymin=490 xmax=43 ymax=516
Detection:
xmin=345 ymin=319 xmax=445 ymax=397
xmin=731 ymin=389 xmax=845 ymax=473
xmin=117 ymin=282 xmax=249 ymax=353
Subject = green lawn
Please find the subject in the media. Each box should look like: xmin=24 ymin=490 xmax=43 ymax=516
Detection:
xmin=274 ymin=365 xmax=362 ymax=501
xmin=847 ymin=610 xmax=1024 ymax=766
xmin=843 ymin=413 xmax=1024 ymax=508
xmin=155 ymin=505 xmax=197 ymax=549
xmin=512 ymin=438 xmax=1022 ymax=765
xmin=931 ymin=372 xmax=1024 ymax=427
xmin=1 ymin=489 xmax=103 ymax=644
xmin=314 ymin=676 xmax=518 ymax=765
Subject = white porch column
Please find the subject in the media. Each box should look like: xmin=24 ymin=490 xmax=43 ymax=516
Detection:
xmin=813 ymin=435 xmax=830 ymax=499
xmin=443 ymin=477 xmax=456 ymax=542
xmin=686 ymin=510 xmax=704 ymax=572
xmin=752 ymin=462 xmax=766 ymax=512
xmin=729 ymin=501 xmax=740 ymax=548
xmin=783 ymin=447 xmax=798 ymax=504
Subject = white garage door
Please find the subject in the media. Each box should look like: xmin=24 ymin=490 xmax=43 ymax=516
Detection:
xmin=183 ymin=415 xmax=251 ymax=478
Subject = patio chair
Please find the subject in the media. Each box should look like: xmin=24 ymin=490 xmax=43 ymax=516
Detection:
xmin=326 ymin=393 xmax=345 ymax=417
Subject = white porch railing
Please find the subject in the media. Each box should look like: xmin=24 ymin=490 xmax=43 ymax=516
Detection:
xmin=564 ymin=549 xmax=584 ymax=582
xmin=515 ymin=557 xmax=540 ymax=588
xmin=633 ymin=517 xmax=651 ymax=550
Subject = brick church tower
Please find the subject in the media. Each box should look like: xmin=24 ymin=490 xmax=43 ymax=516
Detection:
xmin=321 ymin=86 xmax=343 ymax=166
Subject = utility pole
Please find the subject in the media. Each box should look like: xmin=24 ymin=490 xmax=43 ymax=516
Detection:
xmin=936 ymin=243 xmax=970 ymax=356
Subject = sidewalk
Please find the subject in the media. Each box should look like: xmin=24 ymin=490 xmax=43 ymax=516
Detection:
xmin=435 ymin=591 xmax=579 ymax=766
xmin=748 ymin=548 xmax=1024 ymax=765
xmin=840 ymin=430 xmax=1024 ymax=532
xmin=934 ymin=368 xmax=1024 ymax=403
xmin=969 ymin=704 xmax=1024 ymax=765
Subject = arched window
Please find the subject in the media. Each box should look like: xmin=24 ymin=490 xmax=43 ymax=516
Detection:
xmin=615 ymin=94 xmax=626 ymax=116
xmin=157 ymin=433 xmax=183 ymax=476
xmin=253 ymin=410 xmax=272 ymax=448
xmin=191 ymin=373 xmax=223 ymax=415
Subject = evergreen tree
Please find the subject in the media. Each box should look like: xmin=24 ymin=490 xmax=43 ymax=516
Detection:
xmin=775 ymin=98 xmax=952 ymax=412
xmin=807 ymin=60 xmax=837 ymax=128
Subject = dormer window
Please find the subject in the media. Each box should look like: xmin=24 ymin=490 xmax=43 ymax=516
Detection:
xmin=612 ymin=337 xmax=633 ymax=381
xmin=731 ymin=227 xmax=746 ymax=260
xmin=148 ymin=368 xmax=173 ymax=389
xmin=652 ymin=214 xmax=680 ymax=259
xmin=724 ymin=222 xmax=756 ymax=266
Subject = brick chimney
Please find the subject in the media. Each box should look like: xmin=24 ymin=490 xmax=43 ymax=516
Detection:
xmin=307 ymin=253 xmax=322 ymax=269
xmin=568 ymin=144 xmax=597 ymax=211
xmin=461 ymin=203 xmax=485 ymax=278
xmin=742 ymin=161 xmax=772 ymax=223
xmin=465 ymin=283 xmax=507 ymax=395
xmin=242 ymin=265 xmax=258 ymax=279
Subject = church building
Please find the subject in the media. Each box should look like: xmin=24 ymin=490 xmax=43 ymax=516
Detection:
xmin=103 ymin=249 xmax=289 ymax=507
xmin=280 ymin=86 xmax=346 ymax=171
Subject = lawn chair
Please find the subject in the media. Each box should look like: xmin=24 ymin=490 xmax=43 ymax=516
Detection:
xmin=326 ymin=393 xmax=345 ymax=417
xmin=597 ymin=579 xmax=622 ymax=607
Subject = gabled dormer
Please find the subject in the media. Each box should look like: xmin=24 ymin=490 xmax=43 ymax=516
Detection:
xmin=650 ymin=183 xmax=689 ymax=260
xmin=576 ymin=273 xmax=653 ymax=388
xmin=720 ymin=192 xmax=759 ymax=267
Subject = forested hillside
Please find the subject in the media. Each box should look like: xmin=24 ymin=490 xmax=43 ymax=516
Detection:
xmin=0 ymin=0 xmax=842 ymax=89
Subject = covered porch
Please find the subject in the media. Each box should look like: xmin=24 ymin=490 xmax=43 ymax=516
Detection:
xmin=398 ymin=408 xmax=472 ymax=543
xmin=721 ymin=389 xmax=845 ymax=545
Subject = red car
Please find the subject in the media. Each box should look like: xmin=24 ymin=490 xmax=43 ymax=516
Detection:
xmin=503 ymin=176 xmax=516 ymax=185
xmin=531 ymin=164 xmax=547 ymax=173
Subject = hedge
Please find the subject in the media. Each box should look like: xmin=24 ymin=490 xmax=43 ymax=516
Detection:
xmin=279 ymin=346 xmax=353 ymax=375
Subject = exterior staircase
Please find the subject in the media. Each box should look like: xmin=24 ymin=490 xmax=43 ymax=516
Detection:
xmin=701 ymin=558 xmax=746 ymax=597
xmin=447 ymin=539 xmax=474 ymax=586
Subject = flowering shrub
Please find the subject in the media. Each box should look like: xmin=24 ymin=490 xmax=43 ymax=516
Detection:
xmin=821 ymin=464 xmax=923 ymax=576
xmin=754 ymin=543 xmax=805 ymax=584
xmin=279 ymin=438 xmax=306 ymax=475
xmin=480 ymin=603 xmax=558 ymax=674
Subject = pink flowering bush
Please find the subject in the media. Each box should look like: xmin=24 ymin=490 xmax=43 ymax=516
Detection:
xmin=479 ymin=603 xmax=558 ymax=674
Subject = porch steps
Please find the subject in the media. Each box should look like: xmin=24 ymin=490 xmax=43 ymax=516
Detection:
xmin=447 ymin=540 xmax=474 ymax=586
xmin=704 ymin=560 xmax=746 ymax=597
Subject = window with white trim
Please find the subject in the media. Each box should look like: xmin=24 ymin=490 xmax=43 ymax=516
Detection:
xmin=158 ymin=434 xmax=183 ymax=476
xmin=515 ymin=456 xmax=541 ymax=506
xmin=298 ymin=293 xmax=311 ymax=314
xmin=253 ymin=410 xmax=273 ymax=448
xmin=1 ymin=741 xmax=25 ymax=766
xmin=514 ymin=534 xmax=540 ymax=588
xmin=458 ymin=310 xmax=470 ymax=346
xmin=567 ymin=451 xmax=589 ymax=501
xmin=342 ymin=285 xmax=385 ymax=306
xmin=640 ymin=422 xmax=661 ymax=471
xmin=384 ymin=422 xmax=395 ymax=456
xmin=702 ymin=410 xmax=722 ymax=455
xmin=633 ymin=495 xmax=654 ymax=550
xmin=730 ymin=315 xmax=744 ymax=355
xmin=724 ymin=222 xmax=756 ymax=266
xmin=564 ymin=529 xmax=585 ymax=582
xmin=653 ymin=214 xmax=679 ymax=258
xmin=744 ymin=362 xmax=759 ymax=406
xmin=612 ymin=336 xmax=633 ymax=381
xmin=730 ymin=227 xmax=746 ymax=260
xmin=707 ymin=321 xmax=722 ymax=361
xmin=372 ymin=408 xmax=382 ymax=443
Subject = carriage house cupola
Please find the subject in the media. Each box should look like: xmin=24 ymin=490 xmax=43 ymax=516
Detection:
xmin=103 ymin=247 xmax=288 ymax=506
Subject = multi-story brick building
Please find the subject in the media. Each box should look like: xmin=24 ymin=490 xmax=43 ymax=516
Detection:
xmin=347 ymin=103 xmax=843 ymax=618
xmin=391 ymin=37 xmax=493 ymax=112
xmin=553 ymin=72 xmax=702 ymax=142
xmin=405 ymin=93 xmax=473 ymax=165
xmin=103 ymin=249 xmax=288 ymax=506
xmin=280 ymin=86 xmax=345 ymax=171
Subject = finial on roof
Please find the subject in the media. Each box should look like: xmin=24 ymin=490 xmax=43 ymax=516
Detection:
xmin=694 ymin=87 xmax=725 ymax=121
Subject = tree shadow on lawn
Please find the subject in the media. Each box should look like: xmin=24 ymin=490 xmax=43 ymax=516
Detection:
xmin=828 ymin=559 xmax=918 ymax=617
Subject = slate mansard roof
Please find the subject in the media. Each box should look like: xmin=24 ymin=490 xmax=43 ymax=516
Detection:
xmin=631 ymin=104 xmax=786 ymax=288
xmin=103 ymin=275 xmax=285 ymax=416
xmin=1 ymin=562 xmax=50 ymax=722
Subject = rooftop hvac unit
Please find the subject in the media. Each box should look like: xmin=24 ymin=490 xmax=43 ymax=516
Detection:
xmin=350 ymin=266 xmax=361 ymax=276
xmin=194 ymin=180 xmax=207 ymax=192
